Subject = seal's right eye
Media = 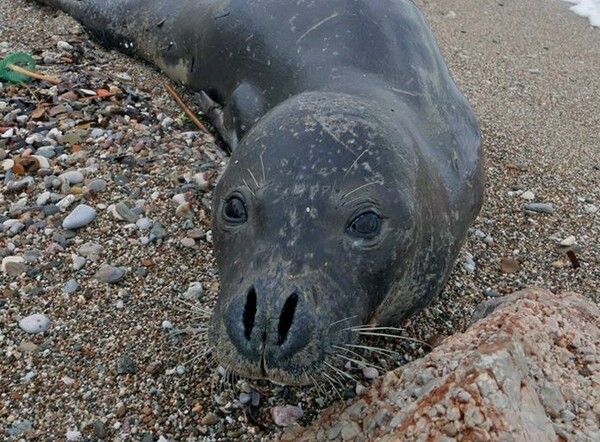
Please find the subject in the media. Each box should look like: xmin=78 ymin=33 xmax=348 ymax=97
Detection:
xmin=223 ymin=196 xmax=248 ymax=223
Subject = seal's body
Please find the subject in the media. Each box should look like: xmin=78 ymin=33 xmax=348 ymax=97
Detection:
xmin=41 ymin=0 xmax=484 ymax=384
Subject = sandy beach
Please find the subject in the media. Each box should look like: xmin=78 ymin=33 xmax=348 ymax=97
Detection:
xmin=1 ymin=0 xmax=599 ymax=440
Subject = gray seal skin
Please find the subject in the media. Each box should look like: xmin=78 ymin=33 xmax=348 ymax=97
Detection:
xmin=40 ymin=0 xmax=484 ymax=384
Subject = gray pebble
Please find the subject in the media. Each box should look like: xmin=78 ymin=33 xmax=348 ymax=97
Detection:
xmin=18 ymin=313 xmax=51 ymax=334
xmin=115 ymin=202 xmax=138 ymax=223
xmin=72 ymin=254 xmax=86 ymax=270
xmin=94 ymin=265 xmax=126 ymax=283
xmin=9 ymin=222 xmax=25 ymax=234
xmin=36 ymin=191 xmax=52 ymax=206
xmin=42 ymin=204 xmax=60 ymax=217
xmin=7 ymin=420 xmax=33 ymax=437
xmin=87 ymin=179 xmax=107 ymax=193
xmin=57 ymin=40 xmax=74 ymax=51
xmin=90 ymin=128 xmax=105 ymax=138
xmin=362 ymin=366 xmax=379 ymax=380
xmin=239 ymin=393 xmax=252 ymax=404
xmin=524 ymin=203 xmax=555 ymax=214
xmin=483 ymin=289 xmax=502 ymax=298
xmin=93 ymin=420 xmax=107 ymax=439
xmin=149 ymin=222 xmax=166 ymax=241
xmin=135 ymin=217 xmax=153 ymax=230
xmin=36 ymin=146 xmax=56 ymax=158
xmin=63 ymin=204 xmax=97 ymax=229
xmin=78 ymin=242 xmax=103 ymax=258
xmin=7 ymin=177 xmax=34 ymax=192
xmin=116 ymin=355 xmax=135 ymax=375
xmin=183 ymin=282 xmax=204 ymax=300
xmin=63 ymin=279 xmax=79 ymax=294
xmin=59 ymin=170 xmax=84 ymax=184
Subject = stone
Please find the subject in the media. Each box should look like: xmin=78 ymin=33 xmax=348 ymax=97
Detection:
xmin=500 ymin=257 xmax=519 ymax=273
xmin=271 ymin=405 xmax=304 ymax=427
xmin=524 ymin=203 xmax=555 ymax=214
xmin=294 ymin=289 xmax=600 ymax=441
xmin=201 ymin=413 xmax=220 ymax=426
xmin=520 ymin=190 xmax=535 ymax=200
xmin=94 ymin=265 xmax=126 ymax=283
xmin=19 ymin=313 xmax=51 ymax=334
xmin=59 ymin=170 xmax=84 ymax=184
xmin=62 ymin=204 xmax=97 ymax=229
xmin=559 ymin=235 xmax=576 ymax=246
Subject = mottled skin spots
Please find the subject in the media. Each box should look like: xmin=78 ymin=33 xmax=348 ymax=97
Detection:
xmin=42 ymin=0 xmax=484 ymax=385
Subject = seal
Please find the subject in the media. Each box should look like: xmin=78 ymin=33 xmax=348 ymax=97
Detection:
xmin=40 ymin=0 xmax=484 ymax=385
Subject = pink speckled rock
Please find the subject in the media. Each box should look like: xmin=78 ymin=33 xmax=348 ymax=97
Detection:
xmin=284 ymin=288 xmax=600 ymax=441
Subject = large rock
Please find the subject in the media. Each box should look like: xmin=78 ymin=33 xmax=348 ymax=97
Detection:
xmin=285 ymin=288 xmax=600 ymax=441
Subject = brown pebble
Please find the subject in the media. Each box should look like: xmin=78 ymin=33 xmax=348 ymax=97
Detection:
xmin=499 ymin=257 xmax=519 ymax=274
xmin=201 ymin=413 xmax=220 ymax=426
xmin=142 ymin=406 xmax=152 ymax=415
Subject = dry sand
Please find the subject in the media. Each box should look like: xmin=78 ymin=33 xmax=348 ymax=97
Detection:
xmin=1 ymin=0 xmax=599 ymax=440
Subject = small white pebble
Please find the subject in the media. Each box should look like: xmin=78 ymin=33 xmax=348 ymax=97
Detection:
xmin=162 ymin=320 xmax=173 ymax=330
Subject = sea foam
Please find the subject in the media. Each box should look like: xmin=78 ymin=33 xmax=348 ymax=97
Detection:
xmin=563 ymin=0 xmax=600 ymax=27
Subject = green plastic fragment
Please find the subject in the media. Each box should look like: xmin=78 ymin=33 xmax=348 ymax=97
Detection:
xmin=0 ymin=52 xmax=37 ymax=83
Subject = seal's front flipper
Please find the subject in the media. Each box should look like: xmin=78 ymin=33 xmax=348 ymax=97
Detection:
xmin=198 ymin=83 xmax=267 ymax=152
xmin=198 ymin=91 xmax=237 ymax=150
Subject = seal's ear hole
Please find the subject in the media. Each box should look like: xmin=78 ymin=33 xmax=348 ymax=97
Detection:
xmin=277 ymin=293 xmax=299 ymax=346
xmin=347 ymin=211 xmax=382 ymax=239
xmin=243 ymin=287 xmax=257 ymax=341
xmin=223 ymin=196 xmax=248 ymax=224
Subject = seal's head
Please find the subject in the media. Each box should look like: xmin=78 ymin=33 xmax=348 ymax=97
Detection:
xmin=209 ymin=92 xmax=445 ymax=385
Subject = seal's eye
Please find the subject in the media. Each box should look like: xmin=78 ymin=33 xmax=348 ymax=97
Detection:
xmin=347 ymin=211 xmax=381 ymax=238
xmin=223 ymin=196 xmax=247 ymax=223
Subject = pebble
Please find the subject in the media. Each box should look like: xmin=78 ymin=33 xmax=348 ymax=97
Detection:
xmin=94 ymin=265 xmax=126 ymax=283
xmin=524 ymin=203 xmax=555 ymax=214
xmin=19 ymin=341 xmax=39 ymax=353
xmin=271 ymin=405 xmax=304 ymax=427
xmin=87 ymin=178 xmax=107 ymax=193
xmin=72 ymin=254 xmax=86 ymax=270
xmin=136 ymin=217 xmax=153 ymax=230
xmin=116 ymin=355 xmax=136 ymax=375
xmin=521 ymin=190 xmax=535 ymax=200
xmin=149 ymin=222 xmax=167 ymax=241
xmin=181 ymin=237 xmax=196 ymax=248
xmin=63 ymin=204 xmax=97 ymax=229
xmin=36 ymin=191 xmax=52 ymax=206
xmin=201 ymin=413 xmax=220 ymax=426
xmin=66 ymin=430 xmax=82 ymax=441
xmin=115 ymin=202 xmax=138 ymax=223
xmin=559 ymin=236 xmax=576 ymax=246
xmin=500 ymin=257 xmax=520 ymax=274
xmin=79 ymin=242 xmax=103 ymax=258
xmin=162 ymin=320 xmax=173 ymax=330
xmin=7 ymin=421 xmax=33 ymax=437
xmin=93 ymin=421 xmax=107 ymax=439
xmin=57 ymin=40 xmax=74 ymax=51
xmin=362 ymin=367 xmax=379 ymax=380
xmin=59 ymin=170 xmax=84 ymax=184
xmin=2 ymin=256 xmax=26 ymax=275
xmin=584 ymin=204 xmax=598 ymax=214
xmin=239 ymin=393 xmax=252 ymax=404
xmin=63 ymin=279 xmax=79 ymax=294
xmin=463 ymin=253 xmax=476 ymax=274
xmin=18 ymin=313 xmax=51 ymax=334
xmin=483 ymin=289 xmax=502 ymax=298
xmin=183 ymin=282 xmax=204 ymax=300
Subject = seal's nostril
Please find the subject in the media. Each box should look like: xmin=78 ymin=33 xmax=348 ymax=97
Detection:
xmin=277 ymin=293 xmax=298 ymax=345
xmin=243 ymin=287 xmax=257 ymax=341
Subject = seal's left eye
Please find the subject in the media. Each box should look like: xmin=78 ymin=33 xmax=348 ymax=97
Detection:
xmin=347 ymin=211 xmax=381 ymax=238
xmin=223 ymin=196 xmax=247 ymax=223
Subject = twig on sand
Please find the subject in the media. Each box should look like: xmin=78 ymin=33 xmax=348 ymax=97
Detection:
xmin=165 ymin=83 xmax=211 ymax=135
